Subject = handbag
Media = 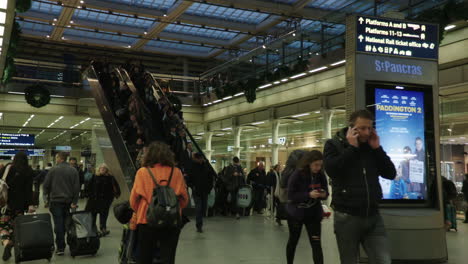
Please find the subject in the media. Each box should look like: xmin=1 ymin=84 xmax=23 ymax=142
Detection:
xmin=113 ymin=201 xmax=134 ymax=224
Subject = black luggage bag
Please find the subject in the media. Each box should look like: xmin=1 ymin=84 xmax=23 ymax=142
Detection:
xmin=14 ymin=213 xmax=54 ymax=263
xmin=67 ymin=210 xmax=100 ymax=257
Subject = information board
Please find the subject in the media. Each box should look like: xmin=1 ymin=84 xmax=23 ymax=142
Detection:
xmin=0 ymin=149 xmax=45 ymax=156
xmin=0 ymin=133 xmax=35 ymax=146
xmin=356 ymin=15 xmax=438 ymax=60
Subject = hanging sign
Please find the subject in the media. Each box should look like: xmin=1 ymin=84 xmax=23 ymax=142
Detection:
xmin=356 ymin=15 xmax=438 ymax=60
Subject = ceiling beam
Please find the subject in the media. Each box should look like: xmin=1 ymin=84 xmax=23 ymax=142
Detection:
xmin=132 ymin=0 xmax=193 ymax=49
xmin=208 ymin=0 xmax=315 ymax=58
xmin=50 ymin=0 xmax=80 ymax=41
xmin=81 ymin=0 xmax=256 ymax=33
xmin=199 ymin=0 xmax=335 ymax=21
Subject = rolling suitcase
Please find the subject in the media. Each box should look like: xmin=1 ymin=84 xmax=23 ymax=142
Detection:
xmin=14 ymin=213 xmax=54 ymax=263
xmin=67 ymin=210 xmax=100 ymax=257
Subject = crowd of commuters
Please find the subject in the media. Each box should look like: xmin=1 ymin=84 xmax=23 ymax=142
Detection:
xmin=1 ymin=108 xmax=468 ymax=264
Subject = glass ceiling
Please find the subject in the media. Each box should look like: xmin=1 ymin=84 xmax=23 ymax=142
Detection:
xmin=186 ymin=3 xmax=270 ymax=25
xmin=17 ymin=0 xmax=448 ymax=59
xmin=63 ymin=28 xmax=135 ymax=45
xmin=163 ymin=23 xmax=239 ymax=40
xmin=145 ymin=39 xmax=214 ymax=53
xmin=73 ymin=8 xmax=154 ymax=29
xmin=17 ymin=20 xmax=53 ymax=35
xmin=30 ymin=0 xmax=62 ymax=15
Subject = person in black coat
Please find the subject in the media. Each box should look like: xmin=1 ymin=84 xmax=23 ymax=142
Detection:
xmin=85 ymin=164 xmax=121 ymax=236
xmin=247 ymin=162 xmax=268 ymax=214
xmin=0 ymin=152 xmax=34 ymax=261
xmin=187 ymin=153 xmax=214 ymax=233
xmin=462 ymin=174 xmax=468 ymax=223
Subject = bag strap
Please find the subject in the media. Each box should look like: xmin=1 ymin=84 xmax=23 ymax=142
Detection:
xmin=1 ymin=165 xmax=11 ymax=181
xmin=146 ymin=167 xmax=160 ymax=188
xmin=146 ymin=166 xmax=175 ymax=187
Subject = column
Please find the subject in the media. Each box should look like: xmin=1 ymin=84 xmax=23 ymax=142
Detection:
xmin=204 ymin=131 xmax=214 ymax=162
xmin=271 ymin=120 xmax=280 ymax=165
xmin=233 ymin=127 xmax=242 ymax=159
xmin=322 ymin=108 xmax=334 ymax=141
xmin=183 ymin=58 xmax=189 ymax=92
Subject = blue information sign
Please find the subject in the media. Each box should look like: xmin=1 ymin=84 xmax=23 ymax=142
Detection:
xmin=356 ymin=16 xmax=438 ymax=60
xmin=0 ymin=149 xmax=45 ymax=156
xmin=0 ymin=133 xmax=35 ymax=146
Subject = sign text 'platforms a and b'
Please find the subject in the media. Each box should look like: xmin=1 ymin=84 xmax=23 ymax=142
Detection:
xmin=356 ymin=16 xmax=438 ymax=60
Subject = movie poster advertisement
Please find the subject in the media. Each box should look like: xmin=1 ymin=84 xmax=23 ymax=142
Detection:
xmin=374 ymin=88 xmax=426 ymax=200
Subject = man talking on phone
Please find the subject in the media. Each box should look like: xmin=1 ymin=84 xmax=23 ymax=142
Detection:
xmin=323 ymin=109 xmax=396 ymax=264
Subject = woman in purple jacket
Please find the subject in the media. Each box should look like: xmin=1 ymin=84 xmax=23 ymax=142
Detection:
xmin=286 ymin=150 xmax=329 ymax=264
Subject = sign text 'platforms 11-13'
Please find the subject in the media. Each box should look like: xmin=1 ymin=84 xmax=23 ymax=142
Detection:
xmin=356 ymin=16 xmax=438 ymax=60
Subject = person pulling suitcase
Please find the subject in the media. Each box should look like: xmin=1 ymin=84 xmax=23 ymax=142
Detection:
xmin=43 ymin=152 xmax=81 ymax=256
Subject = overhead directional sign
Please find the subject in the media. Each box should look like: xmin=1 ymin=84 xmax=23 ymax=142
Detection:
xmin=0 ymin=133 xmax=35 ymax=146
xmin=356 ymin=16 xmax=438 ymax=60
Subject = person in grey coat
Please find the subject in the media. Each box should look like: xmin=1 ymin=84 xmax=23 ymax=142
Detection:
xmin=43 ymin=152 xmax=80 ymax=256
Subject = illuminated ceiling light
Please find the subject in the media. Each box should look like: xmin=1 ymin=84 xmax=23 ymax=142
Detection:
xmin=309 ymin=66 xmax=327 ymax=73
xmin=449 ymin=139 xmax=455 ymax=142
xmin=262 ymin=45 xmax=266 ymax=49
xmin=144 ymin=31 xmax=148 ymax=35
xmin=258 ymin=83 xmax=272 ymax=89
xmin=46 ymin=35 xmax=50 ymax=38
xmin=281 ymin=78 xmax=288 ymax=82
xmin=126 ymin=45 xmax=131 ymax=48
xmin=252 ymin=121 xmax=265 ymax=125
xmin=314 ymin=111 xmax=321 ymax=114
xmin=292 ymin=113 xmax=310 ymax=118
xmin=67 ymin=25 xmax=71 ymax=28
xmin=163 ymin=14 xmax=167 ymax=17
xmin=0 ymin=26 xmax=4 ymax=36
xmin=213 ymin=99 xmax=222 ymax=103
xmin=53 ymin=18 xmax=57 ymax=21
xmin=203 ymin=103 xmax=208 ymax=106
xmin=0 ymin=113 xmax=2 ymax=120
xmin=273 ymin=81 xmax=280 ymax=84
xmin=182 ymin=104 xmax=192 ymax=107
xmin=222 ymin=96 xmax=232 ymax=100
xmin=447 ymin=128 xmax=452 ymax=132
xmin=292 ymin=33 xmax=296 ymax=37
xmin=0 ymin=1 xmax=7 ymax=9
xmin=222 ymin=127 xmax=232 ymax=131
xmin=395 ymin=86 xmax=405 ymax=90
xmin=52 ymin=23 xmax=56 ymax=26
xmin=70 ymin=20 xmax=74 ymax=24
xmin=330 ymin=60 xmax=346 ymax=66
xmin=234 ymin=92 xmax=244 ymax=97
xmin=61 ymin=36 xmax=65 ymax=40
xmin=80 ymin=0 xmax=85 ymax=3
xmin=290 ymin=73 xmax=307 ymax=79
xmin=444 ymin=25 xmax=456 ymax=31
xmin=315 ymin=52 xmax=319 ymax=55
xmin=51 ymin=95 xmax=64 ymax=98
xmin=8 ymin=91 xmax=25 ymax=95
xmin=77 ymin=6 xmax=82 ymax=9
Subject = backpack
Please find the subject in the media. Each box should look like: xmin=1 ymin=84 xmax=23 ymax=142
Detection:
xmin=145 ymin=167 xmax=180 ymax=229
xmin=0 ymin=165 xmax=11 ymax=208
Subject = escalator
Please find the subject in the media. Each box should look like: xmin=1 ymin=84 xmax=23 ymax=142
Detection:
xmin=83 ymin=62 xmax=216 ymax=195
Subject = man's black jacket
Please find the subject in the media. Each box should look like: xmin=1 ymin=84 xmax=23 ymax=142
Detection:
xmin=323 ymin=127 xmax=396 ymax=216
xmin=188 ymin=161 xmax=214 ymax=196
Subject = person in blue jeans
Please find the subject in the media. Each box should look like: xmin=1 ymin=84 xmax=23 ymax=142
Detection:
xmin=43 ymin=152 xmax=80 ymax=256
xmin=324 ymin=110 xmax=396 ymax=264
xmin=187 ymin=153 xmax=214 ymax=233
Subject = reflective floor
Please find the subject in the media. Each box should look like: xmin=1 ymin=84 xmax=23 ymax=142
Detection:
xmin=10 ymin=204 xmax=467 ymax=264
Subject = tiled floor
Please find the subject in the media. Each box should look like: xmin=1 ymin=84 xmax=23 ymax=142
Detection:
xmin=8 ymin=203 xmax=467 ymax=264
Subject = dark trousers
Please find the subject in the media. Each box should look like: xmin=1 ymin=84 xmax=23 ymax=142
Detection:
xmin=137 ymin=224 xmax=180 ymax=264
xmin=287 ymin=218 xmax=323 ymax=264
xmin=229 ymin=189 xmax=242 ymax=215
xmin=193 ymin=194 xmax=208 ymax=228
xmin=49 ymin=202 xmax=71 ymax=250
xmin=334 ymin=211 xmax=391 ymax=264
xmin=92 ymin=206 xmax=111 ymax=230
xmin=252 ymin=187 xmax=266 ymax=212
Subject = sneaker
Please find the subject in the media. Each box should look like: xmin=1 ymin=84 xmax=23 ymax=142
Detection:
xmin=2 ymin=243 xmax=12 ymax=261
xmin=56 ymin=249 xmax=65 ymax=256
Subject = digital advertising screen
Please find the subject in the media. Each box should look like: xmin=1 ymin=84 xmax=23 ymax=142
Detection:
xmin=0 ymin=133 xmax=35 ymax=146
xmin=367 ymin=82 xmax=433 ymax=203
